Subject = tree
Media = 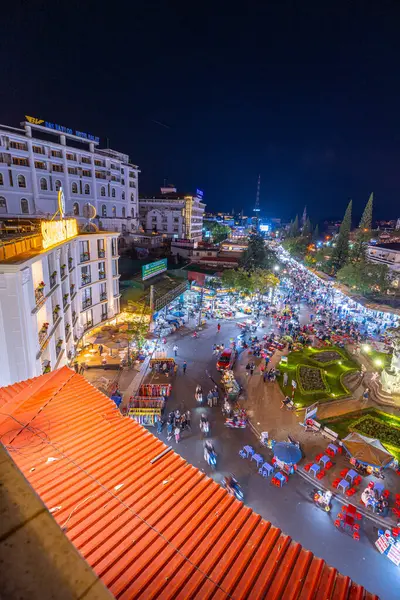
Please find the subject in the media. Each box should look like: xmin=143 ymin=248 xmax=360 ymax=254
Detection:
xmin=359 ymin=192 xmax=373 ymax=231
xmin=330 ymin=199 xmax=352 ymax=272
xmin=242 ymin=233 xmax=274 ymax=269
xmin=303 ymin=216 xmax=312 ymax=237
xmin=292 ymin=215 xmax=299 ymax=237
xmin=312 ymin=224 xmax=320 ymax=242
xmin=337 ymin=259 xmax=390 ymax=297
xmin=281 ymin=236 xmax=309 ymax=259
xmin=249 ymin=268 xmax=279 ymax=299
xmin=351 ymin=193 xmax=374 ymax=262
xmin=203 ymin=221 xmax=231 ymax=244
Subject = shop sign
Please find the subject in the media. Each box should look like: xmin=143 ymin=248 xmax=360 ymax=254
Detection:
xmin=305 ymin=402 xmax=318 ymax=421
xmin=142 ymin=258 xmax=167 ymax=281
xmin=25 ymin=115 xmax=100 ymax=142
xmin=41 ymin=219 xmax=78 ymax=249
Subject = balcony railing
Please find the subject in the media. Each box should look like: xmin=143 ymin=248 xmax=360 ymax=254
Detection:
xmin=50 ymin=273 xmax=57 ymax=288
xmin=52 ymin=307 xmax=61 ymax=323
xmin=81 ymin=275 xmax=91 ymax=287
xmin=70 ymin=284 xmax=76 ymax=296
xmin=82 ymin=298 xmax=92 ymax=310
xmin=38 ymin=328 xmax=49 ymax=346
xmin=100 ymin=291 xmax=107 ymax=301
xmin=83 ymin=320 xmax=93 ymax=331
xmin=35 ymin=287 xmax=45 ymax=305
xmin=100 ymin=312 xmax=108 ymax=322
xmin=68 ymin=258 xmax=73 ymax=271
xmin=55 ymin=340 xmax=63 ymax=358
xmin=63 ymin=294 xmax=69 ymax=308
xmin=65 ymin=324 xmax=71 ymax=339
xmin=99 ymin=271 xmax=106 ymax=280
xmin=80 ymin=252 xmax=90 ymax=263
xmin=60 ymin=265 xmax=66 ymax=278
xmin=98 ymin=249 xmax=105 ymax=258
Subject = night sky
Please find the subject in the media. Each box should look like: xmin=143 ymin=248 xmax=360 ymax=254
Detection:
xmin=2 ymin=1 xmax=400 ymax=222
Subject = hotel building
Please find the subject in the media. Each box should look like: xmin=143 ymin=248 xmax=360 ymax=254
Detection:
xmin=0 ymin=118 xmax=140 ymax=233
xmin=0 ymin=222 xmax=120 ymax=386
xmin=139 ymin=188 xmax=205 ymax=240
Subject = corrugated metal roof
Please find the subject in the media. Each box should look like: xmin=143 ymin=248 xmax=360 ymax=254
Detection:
xmin=0 ymin=366 xmax=379 ymax=600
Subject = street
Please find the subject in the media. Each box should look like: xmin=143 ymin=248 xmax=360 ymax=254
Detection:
xmin=148 ymin=315 xmax=399 ymax=600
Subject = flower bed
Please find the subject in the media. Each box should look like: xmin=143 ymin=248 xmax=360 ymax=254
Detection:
xmin=350 ymin=415 xmax=400 ymax=449
xmin=297 ymin=365 xmax=328 ymax=393
xmin=311 ymin=350 xmax=342 ymax=364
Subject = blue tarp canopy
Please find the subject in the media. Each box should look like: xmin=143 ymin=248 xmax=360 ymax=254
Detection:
xmin=273 ymin=442 xmax=302 ymax=465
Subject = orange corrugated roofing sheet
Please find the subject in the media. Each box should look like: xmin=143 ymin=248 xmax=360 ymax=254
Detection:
xmin=0 ymin=366 xmax=378 ymax=600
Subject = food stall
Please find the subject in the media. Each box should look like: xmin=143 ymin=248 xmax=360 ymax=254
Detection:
xmin=272 ymin=441 xmax=302 ymax=475
xmin=221 ymin=370 xmax=241 ymax=401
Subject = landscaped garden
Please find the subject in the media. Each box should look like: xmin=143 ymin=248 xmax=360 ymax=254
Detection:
xmin=321 ymin=409 xmax=400 ymax=462
xmin=278 ymin=345 xmax=358 ymax=408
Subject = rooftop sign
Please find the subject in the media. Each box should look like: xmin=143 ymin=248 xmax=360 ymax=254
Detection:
xmin=41 ymin=219 xmax=78 ymax=250
xmin=25 ymin=115 xmax=100 ymax=143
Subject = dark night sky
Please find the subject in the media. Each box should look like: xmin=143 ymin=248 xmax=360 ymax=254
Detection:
xmin=1 ymin=1 xmax=400 ymax=223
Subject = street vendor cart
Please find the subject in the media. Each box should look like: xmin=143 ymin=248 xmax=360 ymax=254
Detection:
xmin=221 ymin=370 xmax=241 ymax=401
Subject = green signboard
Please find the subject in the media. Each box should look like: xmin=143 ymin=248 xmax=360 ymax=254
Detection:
xmin=142 ymin=258 xmax=167 ymax=281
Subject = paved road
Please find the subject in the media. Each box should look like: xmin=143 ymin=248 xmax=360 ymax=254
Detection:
xmin=147 ymin=316 xmax=398 ymax=600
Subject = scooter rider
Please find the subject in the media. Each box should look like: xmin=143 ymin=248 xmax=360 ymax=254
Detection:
xmin=204 ymin=440 xmax=215 ymax=463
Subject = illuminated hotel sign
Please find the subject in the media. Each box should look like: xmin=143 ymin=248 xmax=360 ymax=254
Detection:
xmin=58 ymin=187 xmax=65 ymax=218
xmin=41 ymin=219 xmax=78 ymax=250
xmin=142 ymin=258 xmax=167 ymax=281
xmin=25 ymin=115 xmax=100 ymax=143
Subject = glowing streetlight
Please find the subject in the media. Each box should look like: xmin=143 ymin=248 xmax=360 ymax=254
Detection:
xmin=374 ymin=359 xmax=383 ymax=367
xmin=362 ymin=344 xmax=371 ymax=353
xmin=274 ymin=265 xmax=280 ymax=272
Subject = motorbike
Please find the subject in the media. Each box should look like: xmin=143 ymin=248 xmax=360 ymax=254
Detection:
xmin=312 ymin=489 xmax=332 ymax=512
xmin=224 ymin=478 xmax=244 ymax=501
xmin=225 ymin=417 xmax=247 ymax=429
xmin=200 ymin=420 xmax=210 ymax=436
xmin=204 ymin=448 xmax=217 ymax=469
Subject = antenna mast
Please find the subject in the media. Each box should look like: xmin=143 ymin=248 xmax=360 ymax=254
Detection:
xmin=253 ymin=174 xmax=261 ymax=230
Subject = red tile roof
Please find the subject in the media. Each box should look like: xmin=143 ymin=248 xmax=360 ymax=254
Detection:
xmin=0 ymin=367 xmax=378 ymax=600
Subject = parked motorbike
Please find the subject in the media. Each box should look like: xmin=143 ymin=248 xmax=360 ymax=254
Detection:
xmin=225 ymin=417 xmax=247 ymax=429
xmin=312 ymin=489 xmax=332 ymax=512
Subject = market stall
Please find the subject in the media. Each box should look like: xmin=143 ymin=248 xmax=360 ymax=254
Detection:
xmin=150 ymin=357 xmax=176 ymax=375
xmin=221 ymin=370 xmax=241 ymax=401
xmin=342 ymin=432 xmax=394 ymax=476
xmin=375 ymin=529 xmax=400 ymax=567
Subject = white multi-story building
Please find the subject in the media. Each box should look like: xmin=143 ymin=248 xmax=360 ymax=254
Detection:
xmin=139 ymin=188 xmax=205 ymax=240
xmin=0 ymin=119 xmax=140 ymax=233
xmin=367 ymin=243 xmax=400 ymax=287
xmin=0 ymin=223 xmax=121 ymax=386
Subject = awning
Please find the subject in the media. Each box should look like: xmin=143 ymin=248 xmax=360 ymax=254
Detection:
xmin=342 ymin=432 xmax=393 ymax=468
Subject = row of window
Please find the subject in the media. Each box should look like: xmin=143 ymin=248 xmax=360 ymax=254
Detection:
xmin=0 ymin=174 xmax=136 ymax=203
xmin=0 ymin=197 xmax=29 ymax=214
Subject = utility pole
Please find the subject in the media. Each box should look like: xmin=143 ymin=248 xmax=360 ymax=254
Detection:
xmin=149 ymin=285 xmax=155 ymax=332
xmin=198 ymin=285 xmax=204 ymax=328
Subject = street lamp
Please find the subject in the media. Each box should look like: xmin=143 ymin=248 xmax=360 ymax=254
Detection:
xmin=273 ymin=265 xmax=280 ymax=272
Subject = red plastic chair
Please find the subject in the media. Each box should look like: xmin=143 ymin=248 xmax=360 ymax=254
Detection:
xmin=353 ymin=532 xmax=360 ymax=541
xmin=395 ymin=494 xmax=400 ymax=502
xmin=392 ymin=507 xmax=400 ymax=518
xmin=304 ymin=463 xmax=312 ymax=472
xmin=354 ymin=476 xmax=362 ymax=486
xmin=382 ymin=490 xmax=390 ymax=499
xmin=353 ymin=524 xmax=360 ymax=532
xmin=332 ymin=479 xmax=340 ymax=489
xmin=337 ymin=513 xmax=343 ymax=520
xmin=337 ymin=446 xmax=343 ymax=454
xmin=316 ymin=470 xmax=325 ymax=480
xmin=392 ymin=528 xmax=399 ymax=538
xmin=340 ymin=469 xmax=349 ymax=478
xmin=355 ymin=512 xmax=362 ymax=520
xmin=315 ymin=453 xmax=323 ymax=462
xmin=325 ymin=461 xmax=333 ymax=470
xmin=342 ymin=505 xmax=347 ymax=511
xmin=368 ymin=482 xmax=374 ymax=489
xmin=346 ymin=488 xmax=356 ymax=497
xmin=334 ymin=520 xmax=341 ymax=528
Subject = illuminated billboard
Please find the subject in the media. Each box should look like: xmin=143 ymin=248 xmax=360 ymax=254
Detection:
xmin=260 ymin=224 xmax=270 ymax=232
xmin=41 ymin=219 xmax=78 ymax=249
xmin=142 ymin=259 xmax=167 ymax=281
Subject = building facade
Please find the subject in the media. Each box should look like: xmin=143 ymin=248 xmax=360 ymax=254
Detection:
xmin=139 ymin=190 xmax=205 ymax=240
xmin=0 ymin=225 xmax=120 ymax=386
xmin=0 ymin=120 xmax=140 ymax=233
xmin=367 ymin=243 xmax=400 ymax=287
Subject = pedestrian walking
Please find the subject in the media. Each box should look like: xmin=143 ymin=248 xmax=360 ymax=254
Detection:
xmin=98 ymin=344 xmax=103 ymax=356
xmin=212 ymin=343 xmax=217 ymax=354
xmin=173 ymin=344 xmax=178 ymax=357
xmin=207 ymin=392 xmax=213 ymax=408
xmin=263 ymin=370 xmax=268 ymax=383
xmin=174 ymin=426 xmax=181 ymax=443
xmin=183 ymin=361 xmax=187 ymax=374
xmin=217 ymin=323 xmax=221 ymax=333
xmin=167 ymin=422 xmax=173 ymax=440
xmin=250 ymin=362 xmax=255 ymax=376
xmin=74 ymin=362 xmax=79 ymax=373
xmin=79 ymin=362 xmax=86 ymax=375
xmin=156 ymin=418 xmax=163 ymax=434
xmin=186 ymin=410 xmax=191 ymax=430
xmin=283 ymin=372 xmax=288 ymax=387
